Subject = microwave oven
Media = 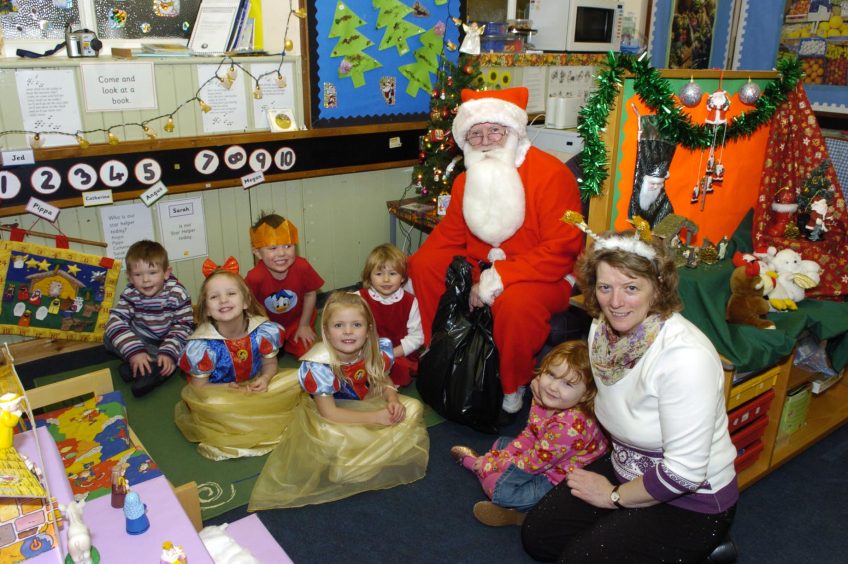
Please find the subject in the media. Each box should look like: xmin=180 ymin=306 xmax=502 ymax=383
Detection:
xmin=529 ymin=0 xmax=623 ymax=53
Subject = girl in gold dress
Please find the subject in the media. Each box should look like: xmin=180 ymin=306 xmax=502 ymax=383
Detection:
xmin=175 ymin=261 xmax=300 ymax=461
xmin=249 ymin=291 xmax=429 ymax=510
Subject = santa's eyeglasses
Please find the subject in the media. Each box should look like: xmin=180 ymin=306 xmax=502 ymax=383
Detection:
xmin=466 ymin=125 xmax=507 ymax=146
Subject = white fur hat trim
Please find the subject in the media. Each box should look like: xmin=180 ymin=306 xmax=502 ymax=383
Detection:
xmin=453 ymin=98 xmax=531 ymax=167
xmin=594 ymin=236 xmax=657 ymax=261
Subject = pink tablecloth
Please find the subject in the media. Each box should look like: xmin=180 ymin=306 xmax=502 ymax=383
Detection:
xmin=14 ymin=427 xmax=212 ymax=563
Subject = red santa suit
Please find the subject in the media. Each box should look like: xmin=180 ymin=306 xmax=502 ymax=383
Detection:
xmin=409 ymin=87 xmax=583 ymax=399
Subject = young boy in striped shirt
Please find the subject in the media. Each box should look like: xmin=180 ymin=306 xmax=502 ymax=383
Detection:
xmin=105 ymin=240 xmax=194 ymax=397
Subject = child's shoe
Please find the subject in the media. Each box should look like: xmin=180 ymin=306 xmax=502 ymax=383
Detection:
xmin=473 ymin=501 xmax=526 ymax=527
xmin=449 ymin=445 xmax=479 ymax=464
xmin=130 ymin=365 xmax=163 ymax=398
xmin=118 ymin=363 xmax=134 ymax=383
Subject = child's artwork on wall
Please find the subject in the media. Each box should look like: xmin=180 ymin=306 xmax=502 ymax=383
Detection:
xmin=0 ymin=240 xmax=121 ymax=341
xmin=306 ymin=0 xmax=460 ymax=126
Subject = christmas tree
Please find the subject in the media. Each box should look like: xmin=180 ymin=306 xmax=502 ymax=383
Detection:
xmin=329 ymin=1 xmax=382 ymax=88
xmin=399 ymin=24 xmax=445 ymax=97
xmin=412 ymin=52 xmax=482 ymax=198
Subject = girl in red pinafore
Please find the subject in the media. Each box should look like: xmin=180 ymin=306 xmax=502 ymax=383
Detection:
xmin=358 ymin=244 xmax=423 ymax=387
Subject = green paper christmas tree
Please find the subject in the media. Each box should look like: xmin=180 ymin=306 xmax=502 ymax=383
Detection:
xmin=399 ymin=25 xmax=445 ymax=97
xmin=412 ymin=53 xmax=481 ymax=197
xmin=373 ymin=0 xmax=424 ymax=56
xmin=329 ymin=1 xmax=382 ymax=88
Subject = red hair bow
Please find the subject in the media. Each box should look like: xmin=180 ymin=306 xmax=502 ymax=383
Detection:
xmin=202 ymin=256 xmax=240 ymax=278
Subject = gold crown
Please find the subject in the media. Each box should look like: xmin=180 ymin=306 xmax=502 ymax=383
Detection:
xmin=250 ymin=220 xmax=299 ymax=248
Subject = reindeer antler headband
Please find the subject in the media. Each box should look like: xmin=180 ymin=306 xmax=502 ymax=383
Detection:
xmin=561 ymin=211 xmax=657 ymax=261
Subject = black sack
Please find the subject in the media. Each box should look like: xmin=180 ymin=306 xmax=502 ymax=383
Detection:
xmin=416 ymin=256 xmax=502 ymax=434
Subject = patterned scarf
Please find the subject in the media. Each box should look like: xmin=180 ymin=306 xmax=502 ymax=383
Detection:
xmin=592 ymin=314 xmax=665 ymax=385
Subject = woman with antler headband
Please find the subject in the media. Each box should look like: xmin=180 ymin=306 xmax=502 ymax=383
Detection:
xmin=174 ymin=258 xmax=301 ymax=461
xmin=521 ymin=214 xmax=738 ymax=562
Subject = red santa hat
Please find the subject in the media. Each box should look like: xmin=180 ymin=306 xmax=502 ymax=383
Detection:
xmin=452 ymin=87 xmax=532 ymax=166
xmin=771 ymin=186 xmax=798 ymax=214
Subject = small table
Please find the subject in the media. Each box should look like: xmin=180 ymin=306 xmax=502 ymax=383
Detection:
xmin=386 ymin=198 xmax=441 ymax=245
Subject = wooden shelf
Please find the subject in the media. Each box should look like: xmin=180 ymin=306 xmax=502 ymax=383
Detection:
xmin=729 ymin=355 xmax=848 ymax=490
xmin=772 ymin=376 xmax=848 ymax=467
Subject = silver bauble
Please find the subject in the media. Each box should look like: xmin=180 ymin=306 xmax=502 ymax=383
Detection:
xmin=739 ymin=81 xmax=762 ymax=105
xmin=679 ymin=80 xmax=703 ymax=107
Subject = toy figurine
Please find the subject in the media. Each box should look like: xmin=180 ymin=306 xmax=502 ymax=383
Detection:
xmin=0 ymin=392 xmax=23 ymax=449
xmin=62 ymin=500 xmax=100 ymax=564
xmin=460 ymin=21 xmax=485 ymax=55
xmin=804 ymin=194 xmax=829 ymax=241
xmin=4 ymin=284 xmax=14 ymax=301
xmin=17 ymin=286 xmax=28 ymax=301
xmin=110 ymin=463 xmax=129 ymax=508
xmin=123 ymin=491 xmax=150 ymax=535
xmin=28 ymin=289 xmax=42 ymax=306
xmin=160 ymin=541 xmax=188 ymax=564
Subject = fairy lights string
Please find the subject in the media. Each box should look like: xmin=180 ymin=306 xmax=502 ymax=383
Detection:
xmin=0 ymin=0 xmax=306 ymax=149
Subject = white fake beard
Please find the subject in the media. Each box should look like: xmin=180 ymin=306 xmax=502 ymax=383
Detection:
xmin=639 ymin=177 xmax=663 ymax=211
xmin=462 ymin=136 xmax=525 ymax=247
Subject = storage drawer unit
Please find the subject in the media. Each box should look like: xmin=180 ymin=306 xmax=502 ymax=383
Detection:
xmin=727 ymin=389 xmax=776 ymax=433
xmin=734 ymin=439 xmax=764 ymax=473
xmin=730 ymin=415 xmax=769 ymax=451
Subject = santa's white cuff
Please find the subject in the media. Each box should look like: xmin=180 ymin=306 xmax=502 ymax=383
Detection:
xmin=488 ymin=247 xmax=506 ymax=262
xmin=478 ymin=267 xmax=503 ymax=305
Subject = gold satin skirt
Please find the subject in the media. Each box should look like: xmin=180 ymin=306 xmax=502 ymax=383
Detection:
xmin=174 ymin=369 xmax=302 ymax=461
xmin=248 ymin=394 xmax=430 ymax=510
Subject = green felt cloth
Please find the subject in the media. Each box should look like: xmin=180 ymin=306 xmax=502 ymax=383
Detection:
xmin=677 ymin=211 xmax=848 ymax=375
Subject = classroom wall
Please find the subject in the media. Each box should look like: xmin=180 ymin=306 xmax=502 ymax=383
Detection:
xmin=0 ymin=51 xmax=417 ymax=344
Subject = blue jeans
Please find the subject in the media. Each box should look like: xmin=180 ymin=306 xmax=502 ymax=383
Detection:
xmin=490 ymin=437 xmax=554 ymax=512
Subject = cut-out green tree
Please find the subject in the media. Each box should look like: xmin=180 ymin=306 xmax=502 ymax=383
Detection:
xmin=329 ymin=1 xmax=381 ymax=88
xmin=373 ymin=0 xmax=424 ymax=56
xmin=399 ymin=24 xmax=444 ymax=97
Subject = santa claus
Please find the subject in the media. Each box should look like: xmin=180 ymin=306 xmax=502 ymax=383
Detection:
xmin=408 ymin=87 xmax=583 ymax=415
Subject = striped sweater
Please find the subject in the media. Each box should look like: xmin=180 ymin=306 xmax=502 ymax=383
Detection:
xmin=104 ymin=275 xmax=194 ymax=362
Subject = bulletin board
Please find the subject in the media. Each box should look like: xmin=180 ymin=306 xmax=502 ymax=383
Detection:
xmin=305 ymin=0 xmax=461 ymax=127
xmin=587 ymin=68 xmax=780 ymax=245
xmin=648 ymin=0 xmax=735 ymax=70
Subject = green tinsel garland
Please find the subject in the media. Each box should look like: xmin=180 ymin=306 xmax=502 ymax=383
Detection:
xmin=577 ymin=53 xmax=803 ymax=199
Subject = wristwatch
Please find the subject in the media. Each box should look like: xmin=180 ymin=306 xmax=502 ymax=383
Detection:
xmin=610 ymin=485 xmax=625 ymax=509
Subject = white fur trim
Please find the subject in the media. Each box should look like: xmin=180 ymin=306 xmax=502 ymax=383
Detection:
xmin=771 ymin=202 xmax=798 ymax=213
xmin=462 ymin=152 xmax=526 ymax=246
xmin=453 ymin=97 xmax=531 ymax=167
xmin=478 ymin=267 xmax=503 ymax=305
xmin=593 ymin=236 xmax=657 ymax=260
xmin=488 ymin=247 xmax=506 ymax=262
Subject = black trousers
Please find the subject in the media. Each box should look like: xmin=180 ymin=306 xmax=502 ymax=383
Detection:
xmin=520 ymin=455 xmax=736 ymax=563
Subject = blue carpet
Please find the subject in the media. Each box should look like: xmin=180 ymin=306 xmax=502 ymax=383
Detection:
xmin=207 ymin=408 xmax=848 ymax=563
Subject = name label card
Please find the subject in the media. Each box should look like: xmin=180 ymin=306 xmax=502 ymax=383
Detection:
xmin=26 ymin=197 xmax=60 ymax=222
xmin=241 ymin=170 xmax=265 ymax=190
xmin=141 ymin=181 xmax=169 ymax=206
xmin=1 ymin=150 xmax=35 ymax=167
xmin=82 ymin=189 xmax=114 ymax=207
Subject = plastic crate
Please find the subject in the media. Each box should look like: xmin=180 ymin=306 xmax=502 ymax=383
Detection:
xmin=727 ymin=388 xmax=776 ymax=433
xmin=728 ymin=367 xmax=779 ymax=410
xmin=734 ymin=439 xmax=764 ymax=473
xmin=730 ymin=415 xmax=769 ymax=451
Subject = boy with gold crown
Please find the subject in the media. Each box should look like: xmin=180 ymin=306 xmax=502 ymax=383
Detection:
xmin=245 ymin=212 xmax=325 ymax=358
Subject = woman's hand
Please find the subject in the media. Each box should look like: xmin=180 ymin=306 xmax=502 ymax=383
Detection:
xmin=386 ymin=397 xmax=407 ymax=424
xmin=566 ymin=468 xmax=616 ymax=509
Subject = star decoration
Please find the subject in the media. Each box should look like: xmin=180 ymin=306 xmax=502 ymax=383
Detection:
xmin=66 ymin=264 xmax=81 ymax=276
xmin=26 ymin=257 xmax=39 ymax=269
xmin=37 ymin=259 xmax=50 ymax=271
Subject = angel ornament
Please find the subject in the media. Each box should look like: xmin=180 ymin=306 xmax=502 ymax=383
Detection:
xmin=460 ymin=22 xmax=485 ymax=55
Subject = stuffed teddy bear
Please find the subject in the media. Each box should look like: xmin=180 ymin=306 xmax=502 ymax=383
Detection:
xmin=756 ymin=247 xmax=821 ymax=311
xmin=726 ymin=252 xmax=776 ymax=330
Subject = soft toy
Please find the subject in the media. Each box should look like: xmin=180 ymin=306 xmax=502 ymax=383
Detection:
xmin=756 ymin=247 xmax=821 ymax=311
xmin=726 ymin=252 xmax=776 ymax=330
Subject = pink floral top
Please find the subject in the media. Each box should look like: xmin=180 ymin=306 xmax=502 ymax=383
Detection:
xmin=478 ymin=401 xmax=608 ymax=486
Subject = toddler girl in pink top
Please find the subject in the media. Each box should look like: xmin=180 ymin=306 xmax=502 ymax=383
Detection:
xmin=451 ymin=340 xmax=608 ymax=526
